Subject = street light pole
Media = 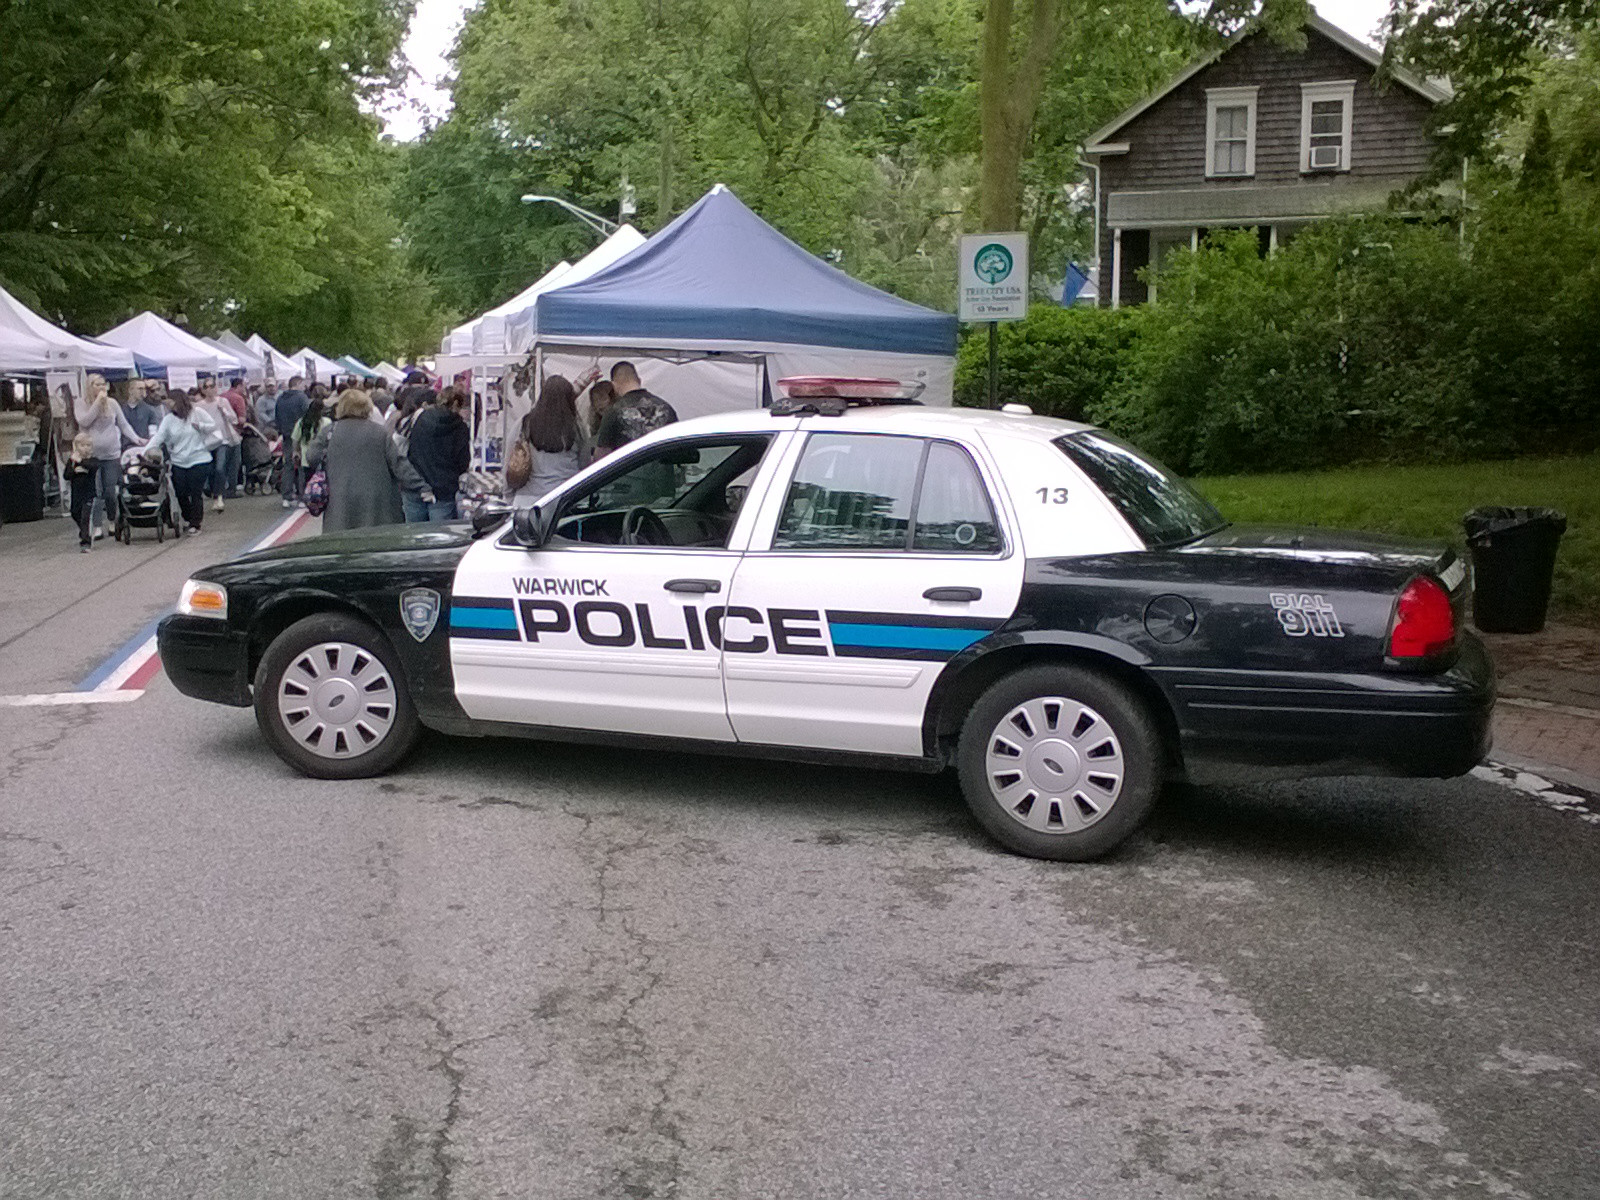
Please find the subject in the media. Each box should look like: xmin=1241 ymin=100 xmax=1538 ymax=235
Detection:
xmin=519 ymin=194 xmax=618 ymax=238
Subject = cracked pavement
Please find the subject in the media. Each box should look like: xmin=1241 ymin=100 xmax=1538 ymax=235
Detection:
xmin=1 ymin=529 xmax=1598 ymax=1196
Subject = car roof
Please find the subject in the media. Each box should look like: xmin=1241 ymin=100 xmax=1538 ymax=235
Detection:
xmin=657 ymin=403 xmax=1097 ymax=444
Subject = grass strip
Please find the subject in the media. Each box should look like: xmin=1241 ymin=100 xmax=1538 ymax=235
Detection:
xmin=1197 ymin=455 xmax=1598 ymax=623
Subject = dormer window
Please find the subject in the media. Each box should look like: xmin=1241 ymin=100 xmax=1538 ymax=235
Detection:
xmin=1301 ymin=81 xmax=1355 ymax=171
xmin=1206 ymin=87 xmax=1257 ymax=177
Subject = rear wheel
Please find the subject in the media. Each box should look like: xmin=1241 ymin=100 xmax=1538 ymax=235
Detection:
xmin=956 ymin=665 xmax=1162 ymax=861
xmin=254 ymin=613 xmax=421 ymax=779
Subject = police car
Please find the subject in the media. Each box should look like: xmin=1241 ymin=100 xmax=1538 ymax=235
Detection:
xmin=157 ymin=380 xmax=1493 ymax=861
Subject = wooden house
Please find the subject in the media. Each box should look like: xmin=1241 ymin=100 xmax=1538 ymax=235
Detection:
xmin=1079 ymin=13 xmax=1451 ymax=306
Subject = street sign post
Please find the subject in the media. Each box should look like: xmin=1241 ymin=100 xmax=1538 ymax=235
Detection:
xmin=958 ymin=233 xmax=1028 ymax=408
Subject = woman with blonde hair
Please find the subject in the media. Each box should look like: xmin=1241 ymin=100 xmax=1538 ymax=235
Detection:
xmin=305 ymin=387 xmax=429 ymax=532
xmin=72 ymin=373 xmax=143 ymax=539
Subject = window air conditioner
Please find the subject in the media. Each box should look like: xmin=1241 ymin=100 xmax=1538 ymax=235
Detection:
xmin=1309 ymin=144 xmax=1342 ymax=169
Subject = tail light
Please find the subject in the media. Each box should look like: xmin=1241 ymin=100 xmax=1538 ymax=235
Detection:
xmin=1388 ymin=576 xmax=1455 ymax=659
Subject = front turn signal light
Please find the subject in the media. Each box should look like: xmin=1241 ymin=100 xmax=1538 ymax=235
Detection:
xmin=178 ymin=579 xmax=228 ymax=619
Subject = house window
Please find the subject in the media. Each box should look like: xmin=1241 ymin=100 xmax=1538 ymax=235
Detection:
xmin=1206 ymin=87 xmax=1257 ymax=178
xmin=1301 ymin=81 xmax=1355 ymax=172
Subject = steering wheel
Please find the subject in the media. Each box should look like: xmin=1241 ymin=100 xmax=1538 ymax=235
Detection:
xmin=621 ymin=506 xmax=673 ymax=547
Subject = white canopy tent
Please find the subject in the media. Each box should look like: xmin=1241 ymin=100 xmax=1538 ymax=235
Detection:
xmin=0 ymin=284 xmax=135 ymax=373
xmin=288 ymin=346 xmax=348 ymax=386
xmin=100 ymin=312 xmax=241 ymax=380
xmin=214 ymin=331 xmax=268 ymax=383
xmin=0 ymin=324 xmax=57 ymax=374
xmin=499 ymin=225 xmax=645 ymax=358
xmin=373 ymin=361 xmax=407 ymax=386
xmin=243 ymin=334 xmax=302 ymax=383
xmin=435 ymin=225 xmax=649 ymax=371
xmin=439 ymin=260 xmax=572 ymax=359
xmin=203 ymin=336 xmax=261 ymax=381
xmin=470 ymin=261 xmax=573 ymax=355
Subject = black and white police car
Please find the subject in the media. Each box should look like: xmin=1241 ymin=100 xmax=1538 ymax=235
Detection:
xmin=158 ymin=379 xmax=1493 ymax=860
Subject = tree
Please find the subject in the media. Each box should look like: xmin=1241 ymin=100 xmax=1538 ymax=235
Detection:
xmin=1519 ymin=107 xmax=1560 ymax=198
xmin=0 ymin=0 xmax=434 ymax=360
xmin=1384 ymin=0 xmax=1600 ymax=169
xmin=979 ymin=0 xmax=1065 ymax=231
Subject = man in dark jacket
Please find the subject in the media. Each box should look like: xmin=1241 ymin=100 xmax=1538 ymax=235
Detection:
xmin=273 ymin=376 xmax=310 ymax=507
xmin=404 ymin=387 xmax=471 ymax=522
xmin=594 ymin=361 xmax=677 ymax=459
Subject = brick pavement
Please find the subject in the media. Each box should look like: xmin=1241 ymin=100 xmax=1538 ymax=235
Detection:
xmin=1479 ymin=623 xmax=1600 ymax=783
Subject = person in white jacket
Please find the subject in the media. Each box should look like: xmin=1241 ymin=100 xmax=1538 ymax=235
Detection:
xmin=143 ymin=390 xmax=217 ymax=534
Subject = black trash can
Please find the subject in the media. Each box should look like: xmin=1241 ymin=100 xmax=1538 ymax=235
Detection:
xmin=1463 ymin=506 xmax=1567 ymax=634
xmin=0 ymin=461 xmax=45 ymax=525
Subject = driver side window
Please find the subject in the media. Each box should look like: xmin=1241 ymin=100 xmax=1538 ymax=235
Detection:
xmin=553 ymin=436 xmax=771 ymax=549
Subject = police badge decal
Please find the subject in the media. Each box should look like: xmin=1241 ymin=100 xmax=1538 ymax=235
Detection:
xmin=400 ymin=588 xmax=442 ymax=642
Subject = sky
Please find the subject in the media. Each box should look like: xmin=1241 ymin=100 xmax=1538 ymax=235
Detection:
xmin=377 ymin=0 xmax=1397 ymax=142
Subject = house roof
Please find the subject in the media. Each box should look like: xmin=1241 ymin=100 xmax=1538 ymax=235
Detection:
xmin=1081 ymin=11 xmax=1451 ymax=154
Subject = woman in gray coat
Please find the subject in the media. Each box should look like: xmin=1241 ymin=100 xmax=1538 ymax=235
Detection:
xmin=306 ymin=388 xmax=430 ymax=532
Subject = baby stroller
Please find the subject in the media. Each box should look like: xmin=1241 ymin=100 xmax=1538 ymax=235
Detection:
xmin=114 ymin=449 xmax=182 ymax=544
xmin=240 ymin=423 xmax=278 ymax=496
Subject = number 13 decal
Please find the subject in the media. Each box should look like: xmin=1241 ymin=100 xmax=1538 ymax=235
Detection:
xmin=1035 ymin=487 xmax=1068 ymax=505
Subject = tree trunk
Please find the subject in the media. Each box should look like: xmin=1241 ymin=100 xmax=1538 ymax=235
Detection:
xmin=979 ymin=0 xmax=1065 ymax=232
xmin=658 ymin=120 xmax=674 ymax=224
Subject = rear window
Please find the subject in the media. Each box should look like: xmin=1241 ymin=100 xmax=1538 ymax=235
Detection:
xmin=1055 ymin=432 xmax=1226 ymax=548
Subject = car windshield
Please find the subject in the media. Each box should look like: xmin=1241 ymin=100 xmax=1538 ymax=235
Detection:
xmin=1055 ymin=431 xmax=1227 ymax=548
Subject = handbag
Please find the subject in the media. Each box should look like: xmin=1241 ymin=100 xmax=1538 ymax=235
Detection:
xmin=304 ymin=468 xmax=329 ymax=517
xmin=505 ymin=437 xmax=533 ymax=493
xmin=194 ymin=408 xmax=227 ymax=451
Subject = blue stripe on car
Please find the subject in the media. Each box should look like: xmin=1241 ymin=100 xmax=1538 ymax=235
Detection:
xmin=451 ymin=607 xmax=519 ymax=631
xmin=827 ymin=622 xmax=989 ymax=653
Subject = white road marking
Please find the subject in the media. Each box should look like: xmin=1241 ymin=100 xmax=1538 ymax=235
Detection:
xmin=0 ymin=690 xmax=145 ymax=708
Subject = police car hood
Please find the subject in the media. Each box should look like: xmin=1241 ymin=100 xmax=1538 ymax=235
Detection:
xmin=233 ymin=523 xmax=476 ymax=566
xmin=1177 ymin=524 xmax=1458 ymax=581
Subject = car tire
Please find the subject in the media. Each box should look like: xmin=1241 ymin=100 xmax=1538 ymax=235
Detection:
xmin=254 ymin=612 xmax=421 ymax=780
xmin=956 ymin=664 xmax=1162 ymax=861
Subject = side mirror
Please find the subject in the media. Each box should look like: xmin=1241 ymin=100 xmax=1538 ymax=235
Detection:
xmin=510 ymin=504 xmax=552 ymax=548
xmin=470 ymin=500 xmax=511 ymax=537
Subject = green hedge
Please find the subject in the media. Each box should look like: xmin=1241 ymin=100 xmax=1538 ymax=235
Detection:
xmin=956 ymin=196 xmax=1600 ymax=476
xmin=953 ymin=305 xmax=1139 ymax=421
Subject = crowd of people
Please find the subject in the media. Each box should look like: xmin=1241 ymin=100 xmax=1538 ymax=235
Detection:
xmin=29 ymin=356 xmax=679 ymax=553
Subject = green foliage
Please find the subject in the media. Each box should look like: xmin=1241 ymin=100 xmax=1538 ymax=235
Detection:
xmin=1384 ymin=0 xmax=1600 ymax=171
xmin=0 ymin=0 xmax=440 ymax=362
xmin=964 ymin=195 xmax=1600 ymax=476
xmin=1094 ymin=221 xmax=1487 ymax=473
xmin=407 ymin=0 xmax=1195 ymax=315
xmin=953 ymin=305 xmax=1138 ymax=419
xmin=1199 ymin=455 xmax=1600 ymax=620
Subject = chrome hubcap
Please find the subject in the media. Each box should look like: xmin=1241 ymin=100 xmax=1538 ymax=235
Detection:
xmin=984 ymin=697 xmax=1124 ymax=833
xmin=277 ymin=641 xmax=397 ymax=759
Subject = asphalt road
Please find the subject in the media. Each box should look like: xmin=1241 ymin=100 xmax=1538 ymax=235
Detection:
xmin=2 ymin=496 xmax=1598 ymax=1199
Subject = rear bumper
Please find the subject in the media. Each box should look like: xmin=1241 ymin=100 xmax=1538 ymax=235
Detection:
xmin=1157 ymin=633 xmax=1496 ymax=783
xmin=157 ymin=614 xmax=252 ymax=707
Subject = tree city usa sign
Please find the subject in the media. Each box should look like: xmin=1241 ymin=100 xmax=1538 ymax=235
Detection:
xmin=958 ymin=232 xmax=1029 ymax=322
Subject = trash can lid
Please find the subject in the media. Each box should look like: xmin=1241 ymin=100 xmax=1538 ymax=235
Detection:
xmin=1463 ymin=506 xmax=1568 ymax=540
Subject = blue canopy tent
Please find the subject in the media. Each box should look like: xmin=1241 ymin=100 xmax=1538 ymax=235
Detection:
xmin=515 ymin=185 xmax=958 ymax=422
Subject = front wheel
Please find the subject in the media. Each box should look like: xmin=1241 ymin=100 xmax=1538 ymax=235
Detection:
xmin=254 ymin=613 xmax=421 ymax=779
xmin=956 ymin=665 xmax=1163 ymax=861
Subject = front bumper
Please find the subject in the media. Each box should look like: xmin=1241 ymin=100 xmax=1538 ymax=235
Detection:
xmin=157 ymin=614 xmax=252 ymax=707
xmin=1159 ymin=633 xmax=1496 ymax=783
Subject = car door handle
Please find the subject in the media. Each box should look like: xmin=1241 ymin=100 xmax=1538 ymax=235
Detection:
xmin=924 ymin=586 xmax=982 ymax=602
xmin=664 ymin=578 xmax=722 ymax=594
